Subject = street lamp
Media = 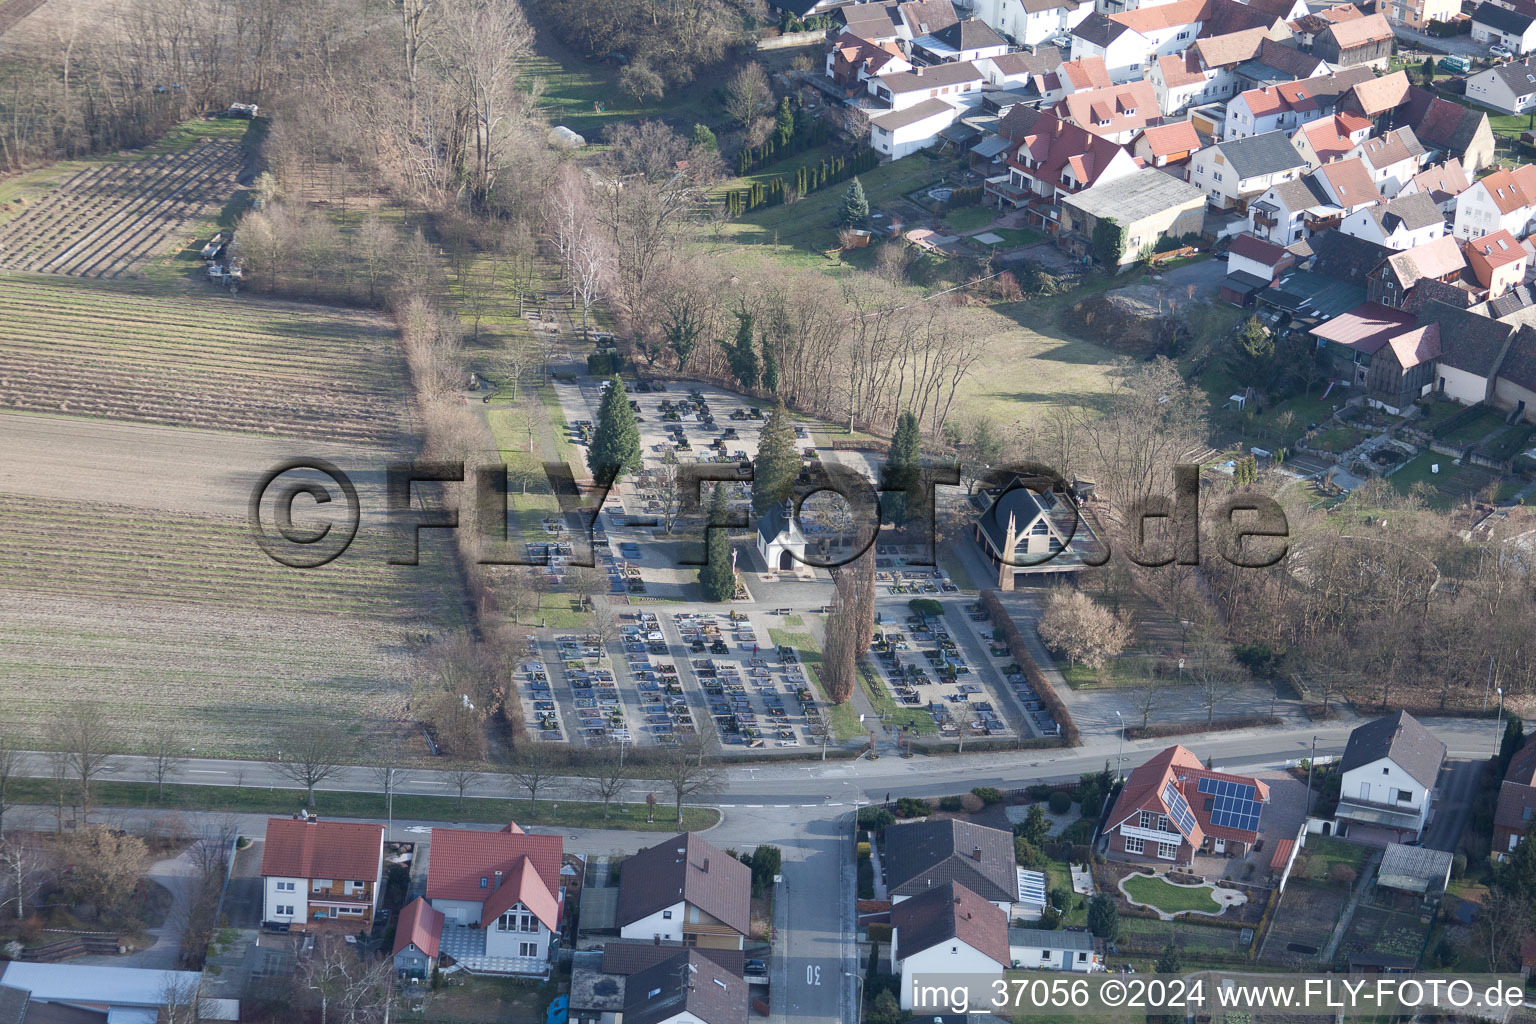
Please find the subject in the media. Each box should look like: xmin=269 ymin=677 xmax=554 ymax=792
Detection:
xmin=844 ymin=970 xmax=865 ymax=1023
xmin=1115 ymin=711 xmax=1124 ymax=783
xmin=1494 ymin=687 xmax=1505 ymax=759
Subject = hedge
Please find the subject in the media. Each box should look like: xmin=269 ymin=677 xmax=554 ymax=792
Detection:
xmin=1124 ymin=714 xmax=1282 ymax=740
xmin=979 ymin=589 xmax=1080 ymax=746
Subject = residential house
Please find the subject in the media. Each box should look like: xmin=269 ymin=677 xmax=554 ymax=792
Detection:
xmin=569 ymin=943 xmax=748 ymax=1024
xmin=1308 ymin=157 xmax=1386 ymax=224
xmin=826 ymin=32 xmax=913 ymax=96
xmin=1249 ymin=177 xmax=1332 ymax=244
xmin=1342 ymin=70 xmax=1414 ymax=123
xmin=884 ymin=818 xmax=1020 ymax=910
xmin=1257 ymin=229 xmax=1391 ymax=330
xmin=1060 ymin=55 xmax=1114 ymax=92
xmin=972 ymin=0 xmax=1093 ymax=47
xmin=1187 ymin=129 xmax=1309 ymax=211
xmin=1384 ymin=0 xmax=1461 ymax=30
xmin=1313 ymin=12 xmax=1395 ymax=68
xmin=260 ymin=815 xmax=385 ymax=931
xmin=868 ymin=61 xmax=986 ymax=110
xmin=1056 ymin=79 xmax=1162 ymax=141
xmin=1493 ymin=324 xmax=1536 ymax=419
xmin=615 ymin=950 xmax=747 ymax=1024
xmin=912 ymin=19 xmax=1012 ymax=63
xmin=1220 ymin=232 xmax=1295 ymax=304
xmin=1352 ymin=127 xmax=1427 ymax=197
xmin=986 ymin=110 xmax=1141 ymax=222
xmin=1398 ymin=158 xmax=1471 ymax=214
xmin=892 ymin=883 xmax=1009 ymax=1010
xmin=1365 ymin=235 xmax=1468 ymax=310
xmin=840 ymin=1 xmax=907 ymax=44
xmin=617 ymin=833 xmax=750 ymax=950
xmin=1224 ymin=66 xmax=1376 ymax=141
xmin=1133 ymin=120 xmax=1203 ymax=167
xmin=1473 ymin=2 xmax=1536 ymax=53
xmin=1288 ymin=3 xmax=1363 ymax=46
xmin=1313 ymin=302 xmax=1439 ymax=410
xmin=1340 ymin=189 xmax=1446 ymax=250
xmin=871 ymin=98 xmax=965 ymax=158
xmin=1453 ymin=163 xmax=1536 ymax=239
xmin=1493 ymin=740 xmax=1536 ymax=861
xmin=1149 ymin=52 xmax=1221 ymax=115
xmin=1292 ymin=113 xmax=1375 ymax=169
xmin=1204 ymin=0 xmax=1292 ymax=37
xmin=392 ymin=897 xmax=445 ymax=978
xmin=1235 ymin=37 xmax=1331 ymax=90
xmin=1467 ymin=229 xmax=1530 ymax=298
xmin=1335 ymin=710 xmax=1446 ymax=842
xmin=1069 ymin=14 xmax=1152 ymax=81
xmin=1059 ymin=166 xmax=1206 ymax=261
xmin=1467 ymin=57 xmax=1536 ymax=114
xmin=898 ymin=0 xmax=963 ymax=43
xmin=1007 ymin=927 xmax=1102 ymax=972
xmin=975 ymin=47 xmax=1063 ymax=86
xmin=1429 ymin=299 xmax=1518 ymax=403
xmin=1395 ymin=88 xmax=1496 ymax=175
xmin=1101 ymin=0 xmax=1208 ymax=73
xmin=422 ymin=824 xmax=565 ymax=972
xmin=1104 ymin=746 xmax=1270 ymax=865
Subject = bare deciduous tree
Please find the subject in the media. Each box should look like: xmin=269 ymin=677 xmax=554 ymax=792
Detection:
xmin=272 ymin=726 xmax=348 ymax=807
xmin=663 ymin=734 xmax=724 ymax=825
xmin=723 ymin=63 xmax=770 ymax=129
xmin=447 ymin=767 xmax=481 ymax=815
xmin=0 ymin=734 xmax=18 ymax=836
xmin=1036 ymin=588 xmax=1133 ymax=671
xmin=146 ymin=723 xmax=187 ymax=801
xmin=49 ymin=703 xmax=119 ymax=825
xmin=581 ymin=744 xmax=629 ymax=820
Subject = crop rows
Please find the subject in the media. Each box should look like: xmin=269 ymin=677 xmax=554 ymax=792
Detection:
xmin=0 ymin=273 xmax=408 ymax=443
xmin=0 ymin=138 xmax=241 ymax=277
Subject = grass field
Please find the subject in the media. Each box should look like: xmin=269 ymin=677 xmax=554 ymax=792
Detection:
xmin=1121 ymin=873 xmax=1223 ymax=915
xmin=769 ymin=628 xmax=861 ymax=741
xmin=515 ymin=52 xmax=716 ymax=142
xmin=0 ymin=273 xmax=408 ymax=443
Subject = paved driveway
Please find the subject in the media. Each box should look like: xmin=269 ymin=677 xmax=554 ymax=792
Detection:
xmin=1390 ymin=25 xmax=1489 ymax=57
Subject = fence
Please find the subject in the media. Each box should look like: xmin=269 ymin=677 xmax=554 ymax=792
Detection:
xmin=758 ymin=29 xmax=827 ymax=49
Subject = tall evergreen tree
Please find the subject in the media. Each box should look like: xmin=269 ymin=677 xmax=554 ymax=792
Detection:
xmin=698 ymin=483 xmax=737 ymax=602
xmin=1226 ymin=316 xmax=1277 ymax=391
xmin=839 ymin=176 xmax=869 ymax=227
xmin=752 ymin=401 xmax=799 ymax=518
xmin=762 ymin=341 xmax=780 ymax=393
xmin=729 ymin=307 xmax=760 ymax=389
xmin=776 ymin=96 xmax=796 ymax=147
xmin=883 ymin=410 xmax=922 ymax=525
xmin=588 ymin=376 xmax=642 ymax=480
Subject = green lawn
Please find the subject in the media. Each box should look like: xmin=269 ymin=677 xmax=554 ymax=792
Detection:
xmin=8 ymin=777 xmax=720 ymax=831
xmin=1298 ymin=836 xmax=1369 ymax=881
xmin=1311 ymin=425 xmax=1369 ymax=454
xmin=1120 ymin=873 xmax=1223 ymax=915
xmin=942 ymin=205 xmax=999 ymax=233
xmin=1388 ymin=452 xmax=1459 ymax=510
xmin=979 ymin=226 xmax=1045 ymax=247
xmin=515 ymin=52 xmax=716 ymax=141
xmin=1442 ymin=405 xmax=1506 ymax=444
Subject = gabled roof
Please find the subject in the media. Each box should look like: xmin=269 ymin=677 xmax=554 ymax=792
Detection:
xmin=892 ymin=882 xmax=1010 ymax=965
xmin=1494 ymin=779 xmax=1536 ymax=834
xmin=1311 ymin=301 xmax=1418 ymax=354
xmin=1505 ymin=739 xmax=1536 ymax=788
xmin=1105 ymin=745 xmax=1270 ymax=844
xmin=841 ymin=1 xmax=904 ymax=39
xmin=1006 ymin=112 xmax=1133 ymax=190
xmin=617 ymin=833 xmax=751 ymax=937
xmin=1312 ymin=157 xmax=1380 ymax=207
xmin=884 ymin=818 xmax=1018 ymax=903
xmin=1063 ymin=165 xmax=1205 ymax=221
xmin=1060 ymin=56 xmax=1112 ymax=90
xmin=1059 ymin=80 xmax=1161 ymax=136
xmin=1382 ymin=235 xmax=1466 ymax=289
xmin=898 ymin=0 xmax=961 ymax=36
xmin=1340 ymin=710 xmax=1446 ymax=788
xmin=1299 ymin=113 xmax=1372 ymax=163
xmin=393 ymin=897 xmax=444 ymax=959
xmin=871 ymin=97 xmax=959 ymax=132
xmin=1404 ymin=89 xmax=1491 ymax=158
xmin=1253 ymin=37 xmax=1327 ymax=77
xmin=1407 ymin=158 xmax=1470 ymax=204
xmin=1359 ymin=189 xmax=1443 ymax=234
xmin=1111 ymin=0 xmax=1206 ymax=33
xmin=1472 ymin=163 xmax=1536 ymax=214
xmin=831 ymin=32 xmax=907 ymax=75
xmin=986 ymin=49 xmax=1059 ymax=78
xmin=1192 ymin=27 xmax=1270 ymax=68
xmin=1019 ymin=0 xmax=1083 ymax=11
xmin=601 ymin=942 xmax=744 ymax=978
xmin=1424 ymin=299 xmax=1517 ymax=376
xmin=1488 ymin=283 xmax=1535 ymax=319
xmin=1229 ymin=232 xmax=1289 ymax=266
xmin=1349 ymin=71 xmax=1412 ymax=117
xmin=480 ymin=853 xmax=561 ymax=932
xmin=879 ymin=60 xmax=984 ymax=92
xmin=1265 ymin=175 xmax=1332 ymax=214
xmin=1157 ymin=52 xmax=1207 ymax=88
xmin=424 ymin=824 xmax=564 ymax=911
xmin=756 ymin=498 xmax=808 ymax=546
xmin=1381 ymin=323 xmax=1442 ymax=369
xmin=1494 ymin=323 xmax=1536 ymax=390
xmin=1474 ymin=2 xmax=1536 ymax=34
xmin=1072 ymin=13 xmax=1134 ymax=47
xmin=1137 ymin=119 xmax=1202 ymax=158
xmin=624 ymin=950 xmax=747 ymax=1024
xmin=1478 ymin=57 xmax=1536 ymax=99
xmin=1008 ymin=926 xmax=1095 ymax=950
xmin=1308 ymin=228 xmax=1394 ymax=284
xmin=1357 ymin=126 xmax=1425 ymax=170
xmin=1203 ymin=0 xmax=1283 ymax=35
xmin=1212 ymin=129 xmax=1307 ymax=179
xmin=1321 ymin=11 xmax=1392 ymax=48
xmin=260 ymin=818 xmax=383 ymax=882
xmin=932 ymin=18 xmax=1007 ymax=50
xmin=1469 ymin=229 xmax=1527 ymax=270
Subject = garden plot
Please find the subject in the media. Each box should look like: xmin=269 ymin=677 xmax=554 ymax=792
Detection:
xmin=1258 ymin=879 xmax=1346 ymax=969
xmin=0 ymin=492 xmax=462 ymax=756
xmin=0 ymin=273 xmax=408 ymax=444
xmin=0 ymin=138 xmax=242 ymax=277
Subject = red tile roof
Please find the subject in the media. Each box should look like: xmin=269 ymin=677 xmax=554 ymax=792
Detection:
xmin=480 ymin=853 xmax=561 ymax=932
xmin=1138 ymin=120 xmax=1201 ymax=158
xmin=1324 ymin=11 xmax=1392 ymax=48
xmin=425 ymin=825 xmax=564 ymax=909
xmin=1475 ymin=164 xmax=1536 ymax=214
xmin=1111 ymin=0 xmax=1206 ymax=33
xmin=1509 ymin=738 xmax=1536 ymax=786
xmin=1007 ymin=112 xmax=1132 ymax=192
xmin=1156 ymin=52 xmax=1206 ymax=88
xmin=1105 ymin=746 xmax=1272 ymax=847
xmin=1312 ymin=301 xmax=1419 ymax=354
xmin=1058 ymin=80 xmax=1161 ymax=137
xmin=1469 ymin=229 xmax=1528 ymax=271
xmin=1299 ymin=114 xmax=1371 ymax=163
xmin=1192 ymin=27 xmax=1269 ymax=68
xmin=1229 ymin=232 xmax=1288 ymax=265
xmin=1348 ymin=71 xmax=1411 ymax=117
xmin=1268 ymin=838 xmax=1295 ymax=872
xmin=393 ymin=896 xmax=444 ymax=959
xmin=260 ymin=818 xmax=384 ymax=882
xmin=1408 ymin=159 xmax=1470 ymax=204
xmin=1313 ymin=156 xmax=1381 ymax=207
xmin=1059 ymin=57 xmax=1111 ymax=90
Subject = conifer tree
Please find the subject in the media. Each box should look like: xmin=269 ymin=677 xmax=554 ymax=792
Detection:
xmin=588 ymin=376 xmax=642 ymax=480
xmin=883 ymin=410 xmax=922 ymax=525
xmin=840 ymin=176 xmax=869 ymax=226
xmin=729 ymin=307 xmax=760 ymax=389
xmin=698 ymin=483 xmax=737 ymax=602
xmin=752 ymin=401 xmax=799 ymax=518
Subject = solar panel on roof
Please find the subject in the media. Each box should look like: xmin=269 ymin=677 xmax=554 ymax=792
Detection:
xmin=1197 ymin=776 xmax=1262 ymax=831
xmin=1162 ymin=781 xmax=1197 ymax=837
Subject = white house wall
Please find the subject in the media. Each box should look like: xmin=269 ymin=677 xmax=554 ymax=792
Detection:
xmin=898 ymin=942 xmax=1005 ymax=1009
xmin=619 ymin=901 xmax=688 ymax=943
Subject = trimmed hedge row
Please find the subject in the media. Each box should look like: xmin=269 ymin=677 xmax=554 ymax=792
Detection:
xmin=1124 ymin=714 xmax=1282 ymax=740
xmin=980 ymin=588 xmax=1080 ymax=746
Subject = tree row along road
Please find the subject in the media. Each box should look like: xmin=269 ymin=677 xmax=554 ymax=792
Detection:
xmin=7 ymin=715 xmax=1511 ymax=808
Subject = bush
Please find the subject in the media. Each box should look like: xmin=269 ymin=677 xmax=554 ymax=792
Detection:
xmin=1040 ymin=906 xmax=1062 ymax=929
xmin=972 ymin=786 xmax=1005 ymax=805
xmin=908 ymin=598 xmax=943 ymax=618
xmin=959 ymin=793 xmax=984 ymax=813
xmin=894 ymin=797 xmax=930 ymax=818
xmin=858 ymin=806 xmax=896 ymax=831
xmin=939 ymin=795 xmax=963 ymax=812
xmin=857 ymin=856 xmax=875 ymax=899
xmin=1125 ymin=715 xmax=1282 ymax=740
xmin=866 ymin=922 xmax=892 ymax=943
xmin=1027 ymin=783 xmax=1055 ymax=801
xmin=1048 ymin=790 xmax=1072 ymax=814
xmin=1329 ymin=863 xmax=1357 ymax=885
xmin=857 ymin=841 xmax=871 ymax=859
xmin=1014 ymin=836 xmax=1047 ymax=869
xmin=1452 ymin=852 xmax=1467 ymax=880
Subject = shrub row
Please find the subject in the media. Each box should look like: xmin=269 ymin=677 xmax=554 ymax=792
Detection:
xmin=979 ymin=589 xmax=1080 ymax=746
xmin=1124 ymin=714 xmax=1282 ymax=740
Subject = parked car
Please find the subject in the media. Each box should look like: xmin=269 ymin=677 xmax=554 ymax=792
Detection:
xmin=744 ymin=959 xmax=767 ymax=975
xmin=200 ymin=233 xmax=224 ymax=260
xmin=1491 ymin=43 xmax=1513 ymax=58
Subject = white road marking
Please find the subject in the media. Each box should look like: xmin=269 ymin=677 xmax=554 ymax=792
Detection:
xmin=188 ymin=770 xmax=226 ymax=774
